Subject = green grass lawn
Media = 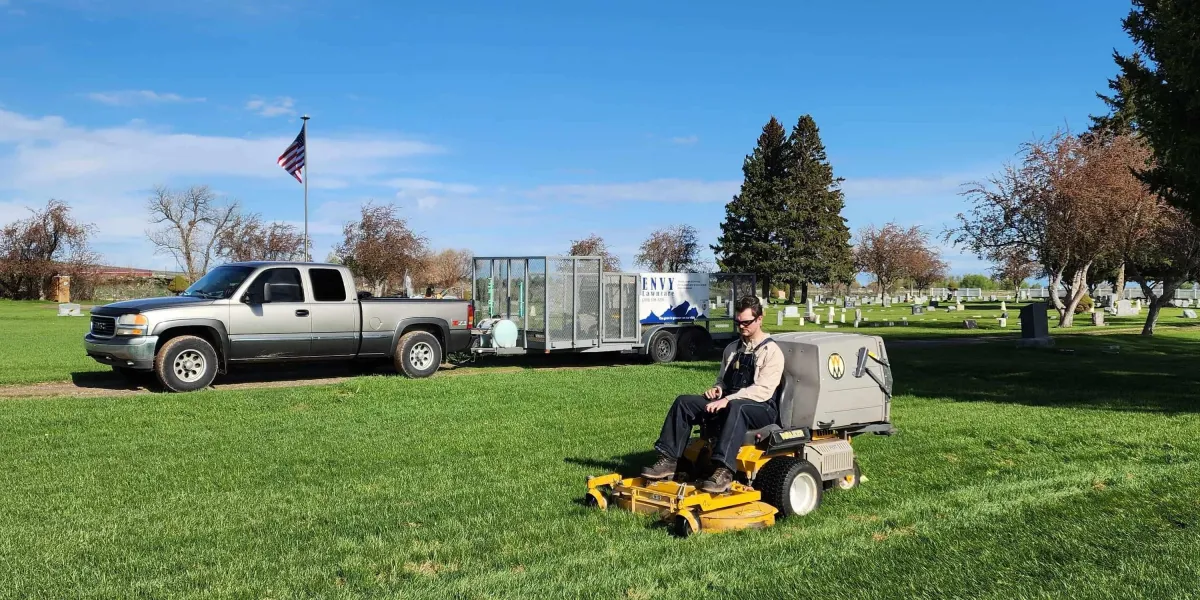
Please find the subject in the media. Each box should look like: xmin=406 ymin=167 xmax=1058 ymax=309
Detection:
xmin=0 ymin=298 xmax=1199 ymax=598
xmin=0 ymin=300 xmax=107 ymax=385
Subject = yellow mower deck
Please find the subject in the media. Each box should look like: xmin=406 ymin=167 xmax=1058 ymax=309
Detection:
xmin=585 ymin=441 xmax=808 ymax=536
xmin=586 ymin=474 xmax=777 ymax=535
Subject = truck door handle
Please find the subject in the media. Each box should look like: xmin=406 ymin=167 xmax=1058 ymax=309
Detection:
xmin=295 ymin=310 xmax=309 ymax=317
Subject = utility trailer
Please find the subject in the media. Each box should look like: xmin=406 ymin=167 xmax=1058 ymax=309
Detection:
xmin=467 ymin=255 xmax=756 ymax=363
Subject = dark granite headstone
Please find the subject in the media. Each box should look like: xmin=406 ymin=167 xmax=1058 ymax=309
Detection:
xmin=1020 ymin=302 xmax=1049 ymax=339
xmin=911 ymin=305 xmax=924 ymax=315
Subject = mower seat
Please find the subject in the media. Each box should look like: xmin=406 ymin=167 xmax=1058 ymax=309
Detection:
xmin=743 ymin=372 xmax=794 ymax=445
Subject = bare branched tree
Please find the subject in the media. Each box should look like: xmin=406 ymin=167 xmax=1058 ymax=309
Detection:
xmin=853 ymin=222 xmax=930 ymax=297
xmin=635 ymin=224 xmax=700 ymax=272
xmin=0 ymin=199 xmax=98 ymax=300
xmin=146 ymin=185 xmax=240 ymax=281
xmin=568 ymin=233 xmax=621 ymax=271
xmin=334 ymin=201 xmax=428 ymax=296
xmin=419 ymin=248 xmax=473 ymax=291
xmin=215 ymin=213 xmax=307 ymax=263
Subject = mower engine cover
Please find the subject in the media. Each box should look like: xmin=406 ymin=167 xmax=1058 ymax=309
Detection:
xmin=771 ymin=332 xmax=891 ymax=431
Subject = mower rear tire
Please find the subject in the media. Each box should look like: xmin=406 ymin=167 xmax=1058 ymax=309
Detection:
xmin=754 ymin=456 xmax=823 ymax=517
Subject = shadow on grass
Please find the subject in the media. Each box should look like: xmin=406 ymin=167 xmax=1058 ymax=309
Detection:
xmin=893 ymin=332 xmax=1200 ymax=414
xmin=564 ymin=450 xmax=660 ymax=475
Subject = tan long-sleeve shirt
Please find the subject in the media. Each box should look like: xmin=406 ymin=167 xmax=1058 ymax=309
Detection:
xmin=713 ymin=334 xmax=785 ymax=402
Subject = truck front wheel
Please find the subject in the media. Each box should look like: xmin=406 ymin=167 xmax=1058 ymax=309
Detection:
xmin=395 ymin=330 xmax=442 ymax=378
xmin=154 ymin=335 xmax=218 ymax=392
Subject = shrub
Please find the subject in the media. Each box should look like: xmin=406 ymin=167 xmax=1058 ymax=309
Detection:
xmin=1074 ymin=293 xmax=1094 ymax=314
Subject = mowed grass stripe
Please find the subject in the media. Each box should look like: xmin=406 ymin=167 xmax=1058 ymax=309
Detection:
xmin=1 ymin=349 xmax=1199 ymax=599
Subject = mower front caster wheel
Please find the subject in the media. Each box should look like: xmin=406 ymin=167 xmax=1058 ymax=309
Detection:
xmin=671 ymin=511 xmax=699 ymax=538
xmin=584 ymin=489 xmax=609 ymax=510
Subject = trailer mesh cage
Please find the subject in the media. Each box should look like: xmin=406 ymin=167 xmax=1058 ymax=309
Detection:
xmin=474 ymin=256 xmax=636 ymax=350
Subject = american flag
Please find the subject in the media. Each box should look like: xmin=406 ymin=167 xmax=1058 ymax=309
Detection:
xmin=277 ymin=125 xmax=306 ymax=183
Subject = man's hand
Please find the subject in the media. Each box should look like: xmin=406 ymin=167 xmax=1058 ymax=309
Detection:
xmin=705 ymin=398 xmax=730 ymax=413
xmin=703 ymin=386 xmax=723 ymax=400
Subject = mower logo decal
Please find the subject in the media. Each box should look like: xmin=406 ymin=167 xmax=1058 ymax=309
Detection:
xmin=828 ymin=353 xmax=845 ymax=379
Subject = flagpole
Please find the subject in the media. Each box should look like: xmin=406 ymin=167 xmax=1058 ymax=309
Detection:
xmin=302 ymin=115 xmax=310 ymax=262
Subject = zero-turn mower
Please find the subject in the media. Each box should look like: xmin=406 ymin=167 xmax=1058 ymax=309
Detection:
xmin=584 ymin=331 xmax=896 ymax=537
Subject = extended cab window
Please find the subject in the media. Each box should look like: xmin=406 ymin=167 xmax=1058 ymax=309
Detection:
xmin=244 ymin=268 xmax=305 ymax=303
xmin=310 ymin=268 xmax=347 ymax=302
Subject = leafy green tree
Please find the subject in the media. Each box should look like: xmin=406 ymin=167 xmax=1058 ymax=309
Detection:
xmin=1114 ymin=1 xmax=1200 ymax=225
xmin=776 ymin=115 xmax=854 ymax=303
xmin=712 ymin=116 xmax=787 ymax=298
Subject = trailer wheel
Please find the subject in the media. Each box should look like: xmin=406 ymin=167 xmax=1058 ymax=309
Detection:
xmin=649 ymin=330 xmax=677 ymax=363
xmin=675 ymin=328 xmax=707 ymax=361
xmin=395 ymin=330 xmax=442 ymax=378
xmin=753 ymin=456 xmax=823 ymax=517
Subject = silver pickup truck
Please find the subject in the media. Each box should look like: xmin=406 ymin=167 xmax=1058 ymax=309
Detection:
xmin=83 ymin=261 xmax=473 ymax=392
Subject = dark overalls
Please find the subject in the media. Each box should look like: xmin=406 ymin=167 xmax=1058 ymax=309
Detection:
xmin=653 ymin=338 xmax=781 ymax=471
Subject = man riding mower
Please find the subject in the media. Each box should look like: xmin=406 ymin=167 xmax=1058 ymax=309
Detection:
xmin=584 ymin=296 xmax=896 ymax=536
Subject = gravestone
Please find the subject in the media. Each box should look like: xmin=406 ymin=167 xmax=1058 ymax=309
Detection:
xmin=806 ymin=299 xmax=816 ymax=319
xmin=963 ymin=319 xmax=977 ymax=329
xmin=998 ymin=317 xmax=1007 ymax=328
xmin=57 ymin=303 xmax=81 ymax=317
xmin=827 ymin=306 xmax=835 ymax=322
xmin=855 ymin=308 xmax=863 ymax=321
xmin=1184 ymin=309 xmax=1197 ymax=319
xmin=843 ymin=297 xmax=854 ymax=309
xmin=882 ymin=296 xmax=892 ymax=308
xmin=999 ymin=301 xmax=1007 ymax=312
xmin=777 ymin=312 xmax=784 ymax=326
xmin=1114 ymin=300 xmax=1136 ymax=317
xmin=784 ymin=305 xmax=799 ymax=318
xmin=1092 ymin=311 xmax=1105 ymax=326
xmin=1018 ymin=302 xmax=1053 ymax=347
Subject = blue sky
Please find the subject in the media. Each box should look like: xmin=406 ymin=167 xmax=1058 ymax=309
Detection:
xmin=0 ymin=0 xmax=1137 ymax=276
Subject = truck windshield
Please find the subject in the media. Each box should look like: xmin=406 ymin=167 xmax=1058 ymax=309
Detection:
xmin=181 ymin=266 xmax=256 ymax=299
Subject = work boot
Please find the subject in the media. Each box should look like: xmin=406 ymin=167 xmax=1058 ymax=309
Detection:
xmin=641 ymin=454 xmax=678 ymax=480
xmin=699 ymin=466 xmax=734 ymax=494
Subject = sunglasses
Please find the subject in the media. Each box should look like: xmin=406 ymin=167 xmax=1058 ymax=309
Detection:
xmin=734 ymin=317 xmax=759 ymax=327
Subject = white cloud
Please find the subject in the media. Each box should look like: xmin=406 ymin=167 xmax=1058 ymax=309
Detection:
xmin=86 ymin=90 xmax=205 ymax=106
xmin=529 ymin=178 xmax=738 ymax=205
xmin=840 ymin=173 xmax=973 ymax=198
xmin=245 ymin=96 xmax=296 ymax=118
xmin=387 ymin=178 xmax=479 ymax=196
xmin=670 ymin=135 xmax=699 ymax=145
xmin=0 ymin=107 xmax=442 ymax=269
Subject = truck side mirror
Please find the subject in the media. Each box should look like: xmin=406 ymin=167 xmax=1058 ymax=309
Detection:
xmin=855 ymin=346 xmax=869 ymax=378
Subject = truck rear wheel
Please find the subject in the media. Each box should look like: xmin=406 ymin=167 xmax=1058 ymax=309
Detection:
xmin=154 ymin=335 xmax=218 ymax=392
xmin=395 ymin=330 xmax=442 ymax=378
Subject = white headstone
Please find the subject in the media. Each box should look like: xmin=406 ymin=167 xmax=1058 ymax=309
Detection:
xmin=777 ymin=311 xmax=784 ymax=326
xmin=1184 ymin=309 xmax=1197 ymax=319
xmin=827 ymin=306 xmax=835 ymax=321
xmin=998 ymin=317 xmax=1007 ymax=328
xmin=1000 ymin=301 xmax=1007 ymax=312
xmin=855 ymin=308 xmax=862 ymax=321
xmin=784 ymin=305 xmax=799 ymax=318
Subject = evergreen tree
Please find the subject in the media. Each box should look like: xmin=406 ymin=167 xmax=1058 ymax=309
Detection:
xmin=777 ymin=115 xmax=854 ymax=303
xmin=712 ymin=116 xmax=787 ymax=298
xmin=1088 ymin=58 xmax=1142 ymax=136
xmin=1115 ymin=1 xmax=1200 ymax=225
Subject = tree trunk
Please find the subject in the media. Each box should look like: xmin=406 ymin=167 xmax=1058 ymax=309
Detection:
xmin=1047 ymin=266 xmax=1066 ymax=318
xmin=787 ymin=281 xmax=795 ymax=304
xmin=1142 ymin=298 xmax=1164 ymax=335
xmin=1114 ymin=262 xmax=1125 ymax=304
xmin=1058 ymin=264 xmax=1091 ymax=328
xmin=799 ymin=282 xmax=809 ymax=305
xmin=760 ymin=276 xmax=771 ymax=300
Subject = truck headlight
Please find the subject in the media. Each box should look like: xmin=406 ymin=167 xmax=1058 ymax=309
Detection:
xmin=116 ymin=314 xmax=149 ymax=336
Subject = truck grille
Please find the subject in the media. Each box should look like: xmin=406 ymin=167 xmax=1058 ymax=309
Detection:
xmin=90 ymin=316 xmax=116 ymax=337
